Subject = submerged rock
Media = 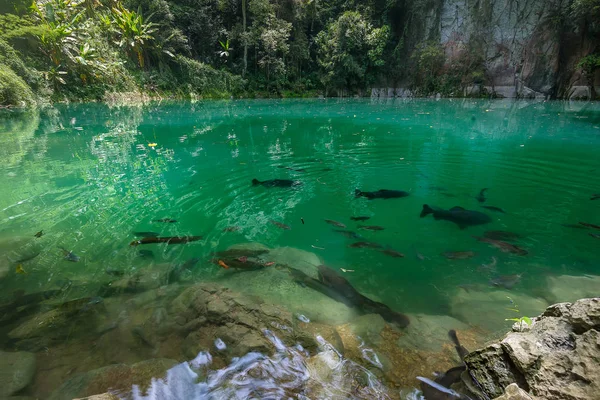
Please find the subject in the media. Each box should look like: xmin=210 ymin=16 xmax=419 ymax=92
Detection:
xmin=465 ymin=298 xmax=600 ymax=400
xmin=0 ymin=351 xmax=36 ymax=397
xmin=170 ymin=283 xmax=320 ymax=361
xmin=396 ymin=313 xmax=469 ymax=352
xmin=450 ymin=289 xmax=549 ymax=333
xmin=545 ymin=274 xmax=600 ymax=304
xmin=217 ymin=266 xmax=358 ymax=324
xmin=49 ymin=358 xmax=177 ymax=400
xmin=267 ymin=246 xmax=321 ymax=279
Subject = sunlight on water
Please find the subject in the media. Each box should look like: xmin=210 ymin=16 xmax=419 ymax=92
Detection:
xmin=0 ymin=99 xmax=599 ymax=399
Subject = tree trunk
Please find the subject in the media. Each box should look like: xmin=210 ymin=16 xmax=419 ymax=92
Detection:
xmin=242 ymin=0 xmax=247 ymax=77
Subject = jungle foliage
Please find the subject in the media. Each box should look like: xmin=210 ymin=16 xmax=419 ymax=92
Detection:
xmin=0 ymin=0 xmax=598 ymax=105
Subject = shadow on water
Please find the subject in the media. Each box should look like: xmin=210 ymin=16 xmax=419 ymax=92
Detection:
xmin=0 ymin=99 xmax=599 ymax=398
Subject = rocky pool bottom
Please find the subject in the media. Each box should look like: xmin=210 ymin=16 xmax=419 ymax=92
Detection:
xmin=1 ymin=239 xmax=599 ymax=400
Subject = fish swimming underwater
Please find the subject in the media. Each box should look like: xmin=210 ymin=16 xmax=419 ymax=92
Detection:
xmin=355 ymin=189 xmax=409 ymax=200
xmin=476 ymin=188 xmax=488 ymax=203
xmin=350 ymin=216 xmax=371 ymax=221
xmin=34 ymin=230 xmax=44 ymax=238
xmin=579 ymin=221 xmax=600 ymax=230
xmin=60 ymin=247 xmax=80 ymax=262
xmin=474 ymin=236 xmax=528 ymax=255
xmin=270 ymin=220 xmax=291 ymax=230
xmin=153 ymin=219 xmax=177 ymax=223
xmin=481 ymin=205 xmax=505 ymax=213
xmin=317 ymin=265 xmax=410 ymax=327
xmin=252 ymin=178 xmax=300 ymax=188
xmin=289 ymin=265 xmax=409 ymax=328
xmin=420 ymin=204 xmax=492 ymax=229
xmin=349 ymin=241 xmax=383 ymax=249
xmin=129 ymin=236 xmax=203 ymax=246
xmin=324 ymin=219 xmax=346 ymax=228
xmin=277 ymin=166 xmax=306 ymax=172
xmin=490 ymin=274 xmax=522 ymax=289
xmin=442 ymin=251 xmax=475 ymax=260
xmin=379 ymin=248 xmax=404 ymax=258
xmin=358 ymin=225 xmax=385 ymax=231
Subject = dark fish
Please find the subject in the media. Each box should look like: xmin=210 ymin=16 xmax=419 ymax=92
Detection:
xmin=442 ymin=251 xmax=475 ymax=260
xmin=476 ymin=188 xmax=488 ymax=203
xmin=321 ymin=168 xmax=333 ymax=172
xmin=332 ymin=229 xmax=363 ymax=239
xmin=58 ymin=296 xmax=104 ymax=314
xmin=561 ymin=224 xmax=589 ymax=230
xmin=448 ymin=330 xmax=469 ymax=362
xmin=358 ymin=225 xmax=385 ymax=231
xmin=60 ymin=247 xmax=80 ymax=262
xmin=349 ymin=241 xmax=383 ymax=249
xmin=379 ymin=248 xmax=404 ymax=258
xmin=137 ymin=249 xmax=155 ymax=258
xmin=483 ymin=230 xmax=522 ymax=241
xmin=105 ymin=269 xmax=125 ymax=277
xmin=252 ymin=178 xmax=300 ymax=188
xmin=490 ymin=274 xmax=522 ymax=289
xmin=34 ymin=230 xmax=44 ymax=238
xmin=420 ymin=204 xmax=492 ymax=229
xmin=277 ymin=166 xmax=306 ymax=172
xmin=590 ymin=233 xmax=600 ymax=239
xmin=316 ymin=265 xmax=410 ymax=327
xmin=324 ymin=219 xmax=346 ymax=228
xmin=270 ymin=220 xmax=291 ymax=230
xmin=579 ymin=222 xmax=600 ymax=230
xmin=355 ymin=188 xmax=409 ymax=200
xmin=474 ymin=236 xmax=528 ymax=255
xmin=481 ymin=205 xmax=505 ymax=213
xmin=350 ymin=216 xmax=370 ymax=221
xmin=436 ymin=365 xmax=468 ymax=392
xmin=222 ymin=226 xmax=241 ymax=232
xmin=133 ymin=231 xmax=160 ymax=237
xmin=591 ymin=194 xmax=600 ymax=200
xmin=153 ymin=218 xmax=177 ymax=223
xmin=129 ymin=236 xmax=203 ymax=246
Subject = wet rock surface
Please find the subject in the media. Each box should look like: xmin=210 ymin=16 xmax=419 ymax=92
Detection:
xmin=492 ymin=383 xmax=536 ymax=400
xmin=465 ymin=298 xmax=600 ymax=400
xmin=49 ymin=358 xmax=177 ymax=400
xmin=0 ymin=350 xmax=36 ymax=397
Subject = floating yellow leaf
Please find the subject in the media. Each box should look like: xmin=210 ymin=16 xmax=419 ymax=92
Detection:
xmin=148 ymin=143 xmax=158 ymax=147
xmin=15 ymin=264 xmax=26 ymax=274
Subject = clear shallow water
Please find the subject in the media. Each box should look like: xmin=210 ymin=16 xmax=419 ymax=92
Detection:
xmin=1 ymin=99 xmax=599 ymax=398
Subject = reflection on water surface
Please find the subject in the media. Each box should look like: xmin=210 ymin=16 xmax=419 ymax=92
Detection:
xmin=0 ymin=99 xmax=599 ymax=399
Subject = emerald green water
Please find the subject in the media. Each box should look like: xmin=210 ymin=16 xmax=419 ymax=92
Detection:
xmin=1 ymin=99 xmax=599 ymax=398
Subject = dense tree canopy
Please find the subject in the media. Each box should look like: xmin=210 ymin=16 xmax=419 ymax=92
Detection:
xmin=0 ymin=0 xmax=598 ymax=104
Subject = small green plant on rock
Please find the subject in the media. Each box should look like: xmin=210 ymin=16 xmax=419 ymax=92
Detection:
xmin=505 ymin=296 xmax=532 ymax=332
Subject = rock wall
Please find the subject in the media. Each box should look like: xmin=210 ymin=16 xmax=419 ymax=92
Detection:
xmin=376 ymin=0 xmax=600 ymax=99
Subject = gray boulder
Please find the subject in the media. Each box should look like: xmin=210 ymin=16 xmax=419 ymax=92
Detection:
xmin=0 ymin=351 xmax=36 ymax=397
xmin=465 ymin=298 xmax=600 ymax=400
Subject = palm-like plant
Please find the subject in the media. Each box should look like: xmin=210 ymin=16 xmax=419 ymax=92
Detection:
xmin=110 ymin=4 xmax=156 ymax=68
